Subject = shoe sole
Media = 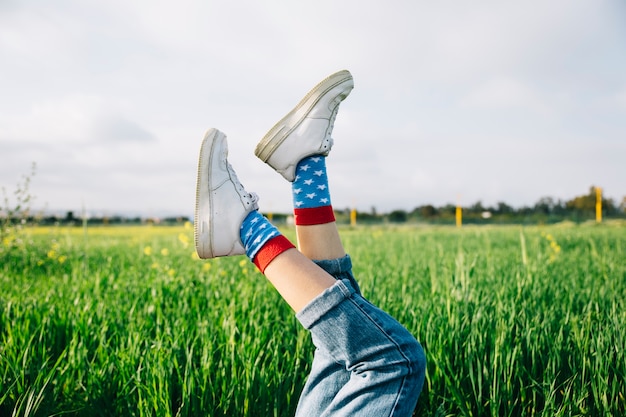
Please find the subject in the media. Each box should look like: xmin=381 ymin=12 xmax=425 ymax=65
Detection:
xmin=254 ymin=69 xmax=353 ymax=162
xmin=194 ymin=128 xmax=223 ymax=258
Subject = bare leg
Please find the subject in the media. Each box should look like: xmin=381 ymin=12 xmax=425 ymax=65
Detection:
xmin=263 ymin=248 xmax=336 ymax=312
xmin=295 ymin=222 xmax=346 ymax=261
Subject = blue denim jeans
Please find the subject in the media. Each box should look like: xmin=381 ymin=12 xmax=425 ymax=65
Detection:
xmin=294 ymin=255 xmax=426 ymax=417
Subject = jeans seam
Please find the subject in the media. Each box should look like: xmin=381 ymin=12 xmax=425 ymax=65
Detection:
xmin=347 ymin=297 xmax=415 ymax=374
xmin=388 ymin=374 xmax=410 ymax=417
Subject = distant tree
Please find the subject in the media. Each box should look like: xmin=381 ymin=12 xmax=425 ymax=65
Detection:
xmin=495 ymin=201 xmax=514 ymax=215
xmin=418 ymin=205 xmax=437 ymax=218
xmin=552 ymin=199 xmax=567 ymax=216
xmin=605 ymin=198 xmax=618 ymax=215
xmin=440 ymin=204 xmax=456 ymax=218
xmin=566 ymin=187 xmax=596 ymax=213
xmin=468 ymin=201 xmax=485 ymax=214
xmin=518 ymin=206 xmax=533 ymax=217
xmin=354 ymin=210 xmax=381 ymax=223
xmin=388 ymin=210 xmax=407 ymax=223
xmin=566 ymin=186 xmax=616 ymax=216
xmin=534 ymin=197 xmax=557 ymax=215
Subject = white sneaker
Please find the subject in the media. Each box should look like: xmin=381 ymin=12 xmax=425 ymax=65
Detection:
xmin=194 ymin=128 xmax=259 ymax=259
xmin=255 ymin=70 xmax=354 ymax=182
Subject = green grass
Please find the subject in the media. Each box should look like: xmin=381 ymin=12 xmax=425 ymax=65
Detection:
xmin=1 ymin=222 xmax=624 ymax=416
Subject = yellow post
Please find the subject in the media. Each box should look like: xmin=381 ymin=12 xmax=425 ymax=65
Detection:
xmin=350 ymin=208 xmax=357 ymax=227
xmin=596 ymin=187 xmax=602 ymax=223
xmin=456 ymin=205 xmax=462 ymax=228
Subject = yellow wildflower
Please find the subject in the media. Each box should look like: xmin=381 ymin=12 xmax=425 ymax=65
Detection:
xmin=544 ymin=233 xmax=561 ymax=263
xmin=178 ymin=233 xmax=190 ymax=248
xmin=143 ymin=246 xmax=152 ymax=256
xmin=3 ymin=235 xmax=15 ymax=247
xmin=160 ymin=248 xmax=169 ymax=257
xmin=550 ymin=241 xmax=561 ymax=252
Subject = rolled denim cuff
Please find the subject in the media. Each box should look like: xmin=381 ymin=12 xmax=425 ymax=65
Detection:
xmin=312 ymin=254 xmax=362 ymax=296
xmin=296 ymin=279 xmax=356 ymax=329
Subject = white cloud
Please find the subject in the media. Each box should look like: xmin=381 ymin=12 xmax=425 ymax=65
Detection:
xmin=1 ymin=0 xmax=625 ymax=215
xmin=92 ymin=115 xmax=156 ymax=143
xmin=460 ymin=77 xmax=550 ymax=112
xmin=1 ymin=94 xmax=156 ymax=145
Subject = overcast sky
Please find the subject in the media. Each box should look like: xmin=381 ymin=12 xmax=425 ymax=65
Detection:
xmin=1 ymin=0 xmax=625 ymax=217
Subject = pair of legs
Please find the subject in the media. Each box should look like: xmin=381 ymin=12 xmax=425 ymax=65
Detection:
xmin=194 ymin=70 xmax=426 ymax=416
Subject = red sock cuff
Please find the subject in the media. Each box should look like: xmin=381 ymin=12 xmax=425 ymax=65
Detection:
xmin=293 ymin=206 xmax=336 ymax=225
xmin=252 ymin=235 xmax=296 ymax=273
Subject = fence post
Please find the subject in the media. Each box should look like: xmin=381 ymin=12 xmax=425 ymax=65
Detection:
xmin=596 ymin=187 xmax=602 ymax=223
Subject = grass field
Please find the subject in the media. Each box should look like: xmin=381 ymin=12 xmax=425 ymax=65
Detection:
xmin=1 ymin=222 xmax=624 ymax=416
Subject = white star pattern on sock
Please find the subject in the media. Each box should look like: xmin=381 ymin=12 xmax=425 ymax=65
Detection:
xmin=292 ymin=155 xmax=331 ymax=209
xmin=240 ymin=211 xmax=282 ymax=261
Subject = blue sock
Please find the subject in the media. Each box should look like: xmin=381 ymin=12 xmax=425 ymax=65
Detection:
xmin=239 ymin=210 xmax=281 ymax=260
xmin=292 ymin=155 xmax=332 ymax=209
